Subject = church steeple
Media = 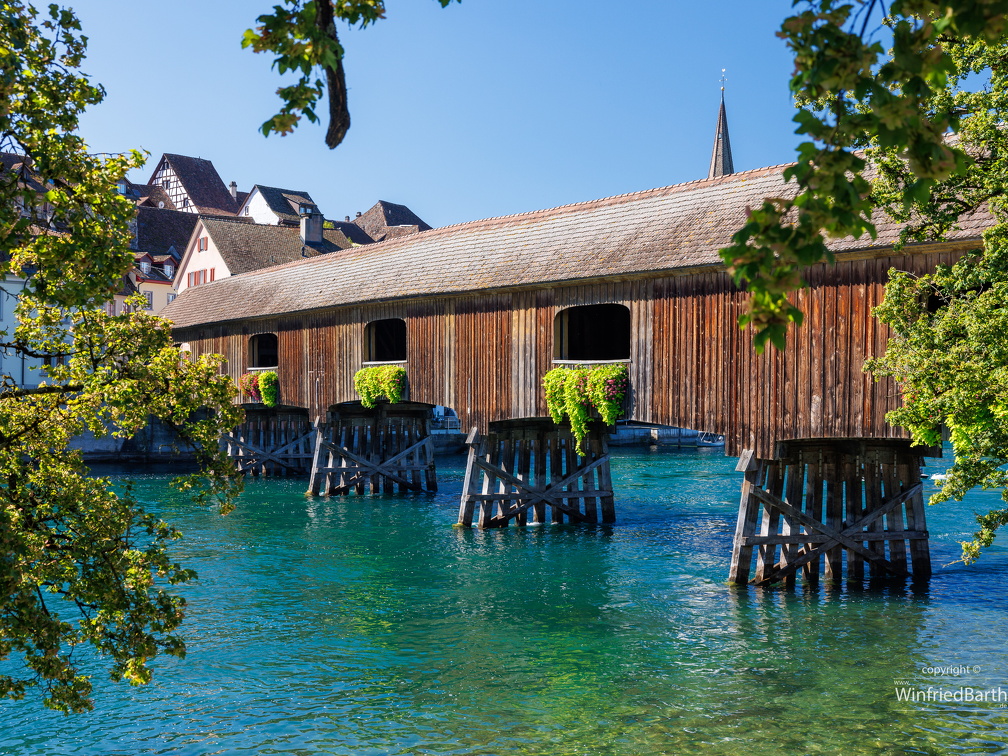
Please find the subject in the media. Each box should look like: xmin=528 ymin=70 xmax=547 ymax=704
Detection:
xmin=708 ymin=76 xmax=734 ymax=179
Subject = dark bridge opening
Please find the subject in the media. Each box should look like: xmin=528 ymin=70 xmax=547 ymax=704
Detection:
xmin=554 ymin=304 xmax=631 ymax=361
xmin=365 ymin=318 xmax=407 ymax=362
xmin=249 ymin=333 xmax=278 ymax=367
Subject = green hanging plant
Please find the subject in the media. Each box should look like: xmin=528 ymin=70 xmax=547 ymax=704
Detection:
xmin=543 ymin=363 xmax=629 ymax=455
xmin=258 ymin=370 xmax=279 ymax=407
xmin=354 ymin=365 xmax=407 ymax=408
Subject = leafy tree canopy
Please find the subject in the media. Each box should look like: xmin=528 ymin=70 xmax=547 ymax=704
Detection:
xmin=1 ymin=2 xmax=242 ymax=713
xmin=718 ymin=0 xmax=1008 ymax=562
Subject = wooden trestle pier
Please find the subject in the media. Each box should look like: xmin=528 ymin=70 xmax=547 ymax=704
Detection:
xmin=220 ymin=406 xmax=315 ymax=476
xmin=728 ymin=439 xmax=933 ymax=586
xmin=223 ymin=402 xmax=438 ymax=495
xmin=457 ymin=418 xmax=615 ymax=528
xmin=308 ymin=402 xmax=437 ymax=495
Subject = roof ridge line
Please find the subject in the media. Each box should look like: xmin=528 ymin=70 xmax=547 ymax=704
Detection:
xmin=203 ymin=162 xmax=798 ymax=279
xmin=428 ymin=161 xmax=796 ymax=232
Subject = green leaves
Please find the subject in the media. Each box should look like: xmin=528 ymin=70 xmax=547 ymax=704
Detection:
xmin=721 ymin=0 xmax=995 ymax=350
xmin=542 ymin=365 xmax=629 ymax=455
xmin=259 ymin=371 xmax=280 ymax=407
xmin=722 ymin=1 xmax=1008 ymax=558
xmin=242 ymin=0 xmax=460 ymax=148
xmin=354 ymin=365 xmax=407 ymax=407
xmin=0 ymin=1 xmax=244 ymax=712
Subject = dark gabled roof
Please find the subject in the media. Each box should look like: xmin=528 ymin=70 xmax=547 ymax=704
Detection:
xmin=134 ymin=264 xmax=173 ymax=284
xmin=162 ymin=162 xmax=991 ymax=331
xmin=252 ymin=185 xmax=318 ymax=225
xmin=0 ymin=151 xmax=48 ymax=194
xmin=352 ymin=200 xmax=431 ymax=242
xmin=150 ymin=154 xmax=238 ymax=216
xmin=134 ymin=207 xmax=198 ymax=260
xmin=328 ymin=220 xmax=374 ymax=246
xmin=131 ymin=182 xmax=175 ymax=209
xmin=199 ymin=216 xmax=353 ymax=276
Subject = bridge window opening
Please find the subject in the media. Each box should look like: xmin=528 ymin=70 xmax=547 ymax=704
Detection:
xmin=249 ymin=333 xmax=278 ymax=368
xmin=365 ymin=318 xmax=407 ymax=362
xmin=554 ymin=304 xmax=631 ymax=361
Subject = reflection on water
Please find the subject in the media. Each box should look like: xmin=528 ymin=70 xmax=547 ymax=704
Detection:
xmin=1 ymin=448 xmax=1007 ymax=755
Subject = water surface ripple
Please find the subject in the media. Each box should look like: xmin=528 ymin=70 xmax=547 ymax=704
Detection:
xmin=2 ymin=448 xmax=1007 ymax=754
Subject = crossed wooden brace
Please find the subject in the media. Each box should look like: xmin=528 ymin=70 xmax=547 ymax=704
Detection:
xmin=314 ymin=437 xmax=430 ymax=493
xmin=467 ymin=453 xmax=609 ymax=524
xmin=746 ymin=482 xmax=924 ymax=584
xmin=224 ymin=431 xmax=314 ymax=472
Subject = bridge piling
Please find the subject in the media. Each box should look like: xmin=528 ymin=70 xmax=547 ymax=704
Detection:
xmin=457 ymin=418 xmax=615 ymax=528
xmin=308 ymin=401 xmax=438 ymax=496
xmin=728 ymin=438 xmax=934 ymax=586
xmin=221 ymin=407 xmax=315 ymax=476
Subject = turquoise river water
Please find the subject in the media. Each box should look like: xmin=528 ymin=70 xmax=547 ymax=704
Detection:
xmin=1 ymin=447 xmax=1007 ymax=755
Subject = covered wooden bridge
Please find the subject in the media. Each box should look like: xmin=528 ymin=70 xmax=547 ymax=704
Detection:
xmin=162 ymin=162 xmax=986 ymax=584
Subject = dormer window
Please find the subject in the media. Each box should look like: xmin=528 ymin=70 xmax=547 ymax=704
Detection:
xmin=164 ymin=263 xmax=173 ymax=278
xmin=140 ymin=261 xmax=151 ymax=275
xmin=299 ymin=203 xmax=314 ymax=216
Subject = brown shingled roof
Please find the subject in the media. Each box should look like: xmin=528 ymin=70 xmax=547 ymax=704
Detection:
xmin=149 ymin=154 xmax=238 ymax=216
xmin=132 ymin=182 xmax=175 ymax=209
xmin=135 ymin=206 xmax=198 ymax=260
xmin=201 ymin=216 xmax=354 ymax=276
xmin=352 ymin=200 xmax=431 ymax=241
xmin=161 ymin=163 xmax=990 ymax=330
xmin=328 ymin=220 xmax=374 ymax=246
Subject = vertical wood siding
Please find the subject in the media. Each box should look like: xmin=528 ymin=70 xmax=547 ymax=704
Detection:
xmin=175 ymin=249 xmax=958 ymax=458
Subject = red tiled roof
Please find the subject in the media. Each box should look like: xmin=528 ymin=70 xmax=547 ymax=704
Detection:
xmin=161 ymin=163 xmax=990 ymax=329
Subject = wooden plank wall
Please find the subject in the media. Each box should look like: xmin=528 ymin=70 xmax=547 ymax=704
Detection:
xmin=175 ymin=248 xmax=962 ymax=459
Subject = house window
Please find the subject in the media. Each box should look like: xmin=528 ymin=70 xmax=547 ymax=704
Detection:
xmin=249 ymin=333 xmax=278 ymax=368
xmin=186 ymin=269 xmax=215 ymax=288
xmin=244 ymin=206 xmax=249 ymax=216
xmin=364 ymin=318 xmax=407 ymax=362
xmin=144 ymin=291 xmax=154 ymax=310
xmin=116 ymin=180 xmax=127 ymax=195
xmin=554 ymin=304 xmax=631 ymax=361
xmin=182 ymin=197 xmax=190 ymax=208
xmin=198 ymin=237 xmax=208 ymax=251
xmin=167 ymin=293 xmax=177 ymax=304
xmin=140 ymin=261 xmax=151 ymax=275
xmin=164 ymin=264 xmax=173 ymax=278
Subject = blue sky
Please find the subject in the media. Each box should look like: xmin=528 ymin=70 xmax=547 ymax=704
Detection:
xmin=71 ymin=0 xmax=801 ymax=228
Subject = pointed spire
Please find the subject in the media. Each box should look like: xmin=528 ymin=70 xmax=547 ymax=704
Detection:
xmin=708 ymin=74 xmax=734 ymax=179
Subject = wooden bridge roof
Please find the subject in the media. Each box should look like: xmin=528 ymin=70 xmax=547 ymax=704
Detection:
xmin=162 ymin=163 xmax=988 ymax=329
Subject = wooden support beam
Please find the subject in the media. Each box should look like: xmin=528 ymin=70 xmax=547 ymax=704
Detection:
xmin=729 ymin=439 xmax=932 ymax=586
xmin=457 ymin=418 xmax=614 ymax=528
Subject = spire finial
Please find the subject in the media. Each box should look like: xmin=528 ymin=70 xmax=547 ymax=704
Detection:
xmin=708 ymin=77 xmax=735 ymax=179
